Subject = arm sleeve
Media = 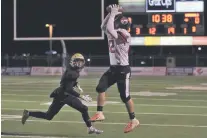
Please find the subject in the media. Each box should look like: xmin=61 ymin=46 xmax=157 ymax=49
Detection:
xmin=101 ymin=13 xmax=111 ymax=31
xmin=106 ymin=15 xmax=118 ymax=39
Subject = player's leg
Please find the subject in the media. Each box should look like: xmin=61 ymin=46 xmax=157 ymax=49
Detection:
xmin=63 ymin=94 xmax=103 ymax=134
xmin=21 ymin=98 xmax=64 ymax=124
xmin=116 ymin=69 xmax=140 ymax=133
xmin=90 ymin=69 xmax=116 ymax=122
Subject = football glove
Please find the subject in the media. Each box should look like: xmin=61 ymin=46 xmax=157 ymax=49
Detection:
xmin=80 ymin=94 xmax=92 ymax=102
xmin=73 ymin=82 xmax=83 ymax=93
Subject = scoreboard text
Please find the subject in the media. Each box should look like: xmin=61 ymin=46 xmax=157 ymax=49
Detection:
xmin=127 ymin=13 xmax=204 ymax=36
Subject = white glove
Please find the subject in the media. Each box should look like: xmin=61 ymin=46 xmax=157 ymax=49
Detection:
xmin=110 ymin=4 xmax=122 ymax=17
xmin=78 ymin=85 xmax=83 ymax=93
xmin=73 ymin=82 xmax=83 ymax=93
xmin=76 ymin=84 xmax=83 ymax=93
xmin=80 ymin=95 xmax=92 ymax=102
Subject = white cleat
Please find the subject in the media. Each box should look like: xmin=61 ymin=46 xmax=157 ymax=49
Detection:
xmin=88 ymin=126 xmax=103 ymax=134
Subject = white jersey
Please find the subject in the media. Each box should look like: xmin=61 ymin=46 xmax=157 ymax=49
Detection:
xmin=106 ymin=29 xmax=131 ymax=66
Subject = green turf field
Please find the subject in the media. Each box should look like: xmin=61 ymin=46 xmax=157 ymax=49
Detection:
xmin=1 ymin=76 xmax=207 ymax=138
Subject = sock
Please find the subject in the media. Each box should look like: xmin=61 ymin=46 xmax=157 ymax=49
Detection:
xmin=129 ymin=112 xmax=135 ymax=120
xmin=97 ymin=106 xmax=103 ymax=112
xmin=29 ymin=111 xmax=47 ymax=119
xmin=82 ymin=111 xmax=92 ymax=127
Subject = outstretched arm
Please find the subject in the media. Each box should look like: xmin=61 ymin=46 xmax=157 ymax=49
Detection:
xmin=101 ymin=13 xmax=111 ymax=31
xmin=106 ymin=14 xmax=118 ymax=39
xmin=106 ymin=6 xmax=122 ymax=39
xmin=66 ymin=83 xmax=92 ymax=102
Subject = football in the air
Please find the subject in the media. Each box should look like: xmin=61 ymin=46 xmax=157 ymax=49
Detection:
xmin=106 ymin=5 xmax=124 ymax=13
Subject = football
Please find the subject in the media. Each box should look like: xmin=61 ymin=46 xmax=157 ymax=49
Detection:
xmin=106 ymin=5 xmax=124 ymax=13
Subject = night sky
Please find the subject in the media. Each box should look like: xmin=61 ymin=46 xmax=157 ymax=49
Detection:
xmin=1 ymin=0 xmax=207 ymax=56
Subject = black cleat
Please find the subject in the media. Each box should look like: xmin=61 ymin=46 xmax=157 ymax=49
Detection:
xmin=21 ymin=110 xmax=29 ymax=125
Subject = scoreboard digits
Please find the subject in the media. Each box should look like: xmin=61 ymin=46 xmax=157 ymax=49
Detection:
xmin=119 ymin=0 xmax=205 ymax=45
xmin=127 ymin=13 xmax=204 ymax=36
xmin=151 ymin=14 xmax=173 ymax=23
xmin=149 ymin=27 xmax=156 ymax=35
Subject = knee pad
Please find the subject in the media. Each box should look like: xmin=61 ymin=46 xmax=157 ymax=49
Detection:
xmin=120 ymin=95 xmax=131 ymax=103
xmin=96 ymin=85 xmax=106 ymax=93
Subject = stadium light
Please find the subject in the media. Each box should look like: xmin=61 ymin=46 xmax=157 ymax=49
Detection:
xmin=45 ymin=24 xmax=56 ymax=51
xmin=87 ymin=58 xmax=91 ymax=62
xmin=141 ymin=61 xmax=145 ymax=65
xmin=198 ymin=47 xmax=202 ymax=51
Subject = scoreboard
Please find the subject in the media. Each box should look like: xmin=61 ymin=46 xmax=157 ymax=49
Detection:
xmin=119 ymin=0 xmax=206 ymax=45
xmin=127 ymin=13 xmax=204 ymax=36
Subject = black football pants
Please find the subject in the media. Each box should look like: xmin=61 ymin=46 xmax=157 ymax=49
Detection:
xmin=96 ymin=65 xmax=131 ymax=103
xmin=29 ymin=94 xmax=92 ymax=127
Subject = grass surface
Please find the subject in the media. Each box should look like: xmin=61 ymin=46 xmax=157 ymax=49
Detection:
xmin=1 ymin=76 xmax=207 ymax=138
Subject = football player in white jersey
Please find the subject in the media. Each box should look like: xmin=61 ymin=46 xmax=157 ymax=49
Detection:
xmin=90 ymin=5 xmax=140 ymax=133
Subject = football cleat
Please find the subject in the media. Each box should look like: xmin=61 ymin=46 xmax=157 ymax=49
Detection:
xmin=88 ymin=126 xmax=103 ymax=134
xmin=89 ymin=112 xmax=105 ymax=122
xmin=21 ymin=109 xmax=29 ymax=125
xmin=124 ymin=118 xmax=140 ymax=133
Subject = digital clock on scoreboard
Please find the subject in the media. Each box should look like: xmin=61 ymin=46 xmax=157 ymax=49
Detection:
xmin=119 ymin=0 xmax=205 ymax=36
xmin=127 ymin=13 xmax=204 ymax=36
xmin=119 ymin=0 xmax=206 ymax=45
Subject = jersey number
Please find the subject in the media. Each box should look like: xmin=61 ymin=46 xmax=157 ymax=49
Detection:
xmin=108 ymin=40 xmax=115 ymax=53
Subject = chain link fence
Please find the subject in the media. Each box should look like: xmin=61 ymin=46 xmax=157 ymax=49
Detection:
xmin=1 ymin=55 xmax=207 ymax=67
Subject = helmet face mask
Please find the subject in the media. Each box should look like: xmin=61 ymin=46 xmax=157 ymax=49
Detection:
xmin=70 ymin=53 xmax=85 ymax=71
xmin=114 ymin=15 xmax=131 ymax=30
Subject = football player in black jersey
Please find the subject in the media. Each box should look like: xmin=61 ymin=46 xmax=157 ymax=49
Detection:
xmin=21 ymin=53 xmax=103 ymax=134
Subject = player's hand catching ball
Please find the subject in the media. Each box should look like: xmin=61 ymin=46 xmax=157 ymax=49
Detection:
xmin=106 ymin=4 xmax=123 ymax=13
xmin=107 ymin=4 xmax=123 ymax=17
xmin=80 ymin=94 xmax=92 ymax=102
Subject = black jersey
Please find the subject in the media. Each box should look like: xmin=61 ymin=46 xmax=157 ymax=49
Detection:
xmin=50 ymin=66 xmax=80 ymax=99
xmin=60 ymin=66 xmax=80 ymax=90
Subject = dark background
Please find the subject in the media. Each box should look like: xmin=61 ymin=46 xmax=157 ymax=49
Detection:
xmin=2 ymin=0 xmax=207 ymax=56
xmin=16 ymin=0 xmax=102 ymax=37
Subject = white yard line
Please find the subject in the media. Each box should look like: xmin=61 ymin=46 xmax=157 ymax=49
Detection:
xmin=2 ymin=89 xmax=207 ymax=94
xmin=1 ymin=90 xmax=54 ymax=92
xmin=2 ymin=94 xmax=207 ymax=102
xmin=2 ymin=100 xmax=207 ymax=108
xmin=137 ymin=104 xmax=207 ymax=108
xmin=2 ymin=108 xmax=207 ymax=117
xmin=1 ymin=81 xmax=45 ymax=85
xmin=109 ymin=97 xmax=207 ymax=102
xmin=1 ymin=83 xmax=150 ymax=87
xmin=3 ymin=84 xmax=207 ymax=90
xmin=1 ymin=80 xmax=171 ymax=84
xmin=2 ymin=100 xmax=40 ymax=103
xmin=4 ymin=119 xmax=207 ymax=128
xmin=2 ymin=94 xmax=49 ymax=96
xmin=1 ymin=135 xmax=67 ymax=138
